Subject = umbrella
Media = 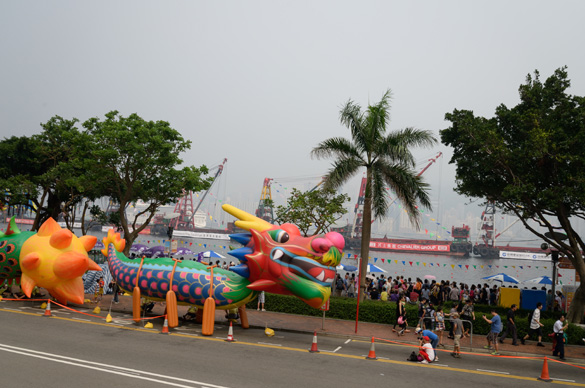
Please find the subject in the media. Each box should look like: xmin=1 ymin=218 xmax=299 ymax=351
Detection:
xmin=130 ymin=243 xmax=149 ymax=253
xmin=336 ymin=264 xmax=358 ymax=272
xmin=524 ymin=276 xmax=553 ymax=285
xmin=481 ymin=273 xmax=519 ymax=284
xmin=202 ymin=250 xmax=225 ymax=259
xmin=93 ymin=241 xmax=104 ymax=250
xmin=424 ymin=275 xmax=436 ymax=280
xmin=367 ymin=264 xmax=387 ymax=273
xmin=175 ymin=247 xmax=194 ymax=256
xmin=144 ymin=245 xmax=166 ymax=258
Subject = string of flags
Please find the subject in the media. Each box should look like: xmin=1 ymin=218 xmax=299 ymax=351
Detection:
xmin=344 ymin=253 xmax=548 ymax=270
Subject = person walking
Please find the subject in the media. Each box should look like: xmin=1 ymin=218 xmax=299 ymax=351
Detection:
xmin=460 ymin=299 xmax=475 ymax=338
xmin=451 ymin=312 xmax=463 ymax=359
xmin=521 ymin=302 xmax=545 ymax=346
xmin=499 ymin=304 xmax=519 ymax=345
xmin=552 ymin=315 xmax=569 ymax=361
xmin=483 ymin=309 xmax=502 ymax=355
xmin=257 ymin=291 xmax=266 ymax=311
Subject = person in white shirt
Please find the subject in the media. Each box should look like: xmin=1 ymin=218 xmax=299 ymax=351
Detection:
xmin=418 ymin=336 xmax=436 ymax=363
xmin=552 ymin=315 xmax=569 ymax=361
xmin=521 ymin=302 xmax=544 ymax=346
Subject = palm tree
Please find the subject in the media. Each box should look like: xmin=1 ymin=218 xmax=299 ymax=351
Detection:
xmin=311 ymin=89 xmax=437 ymax=300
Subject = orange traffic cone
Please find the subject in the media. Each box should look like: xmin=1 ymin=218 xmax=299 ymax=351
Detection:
xmin=366 ymin=337 xmax=377 ymax=360
xmin=43 ymin=301 xmax=52 ymax=317
xmin=161 ymin=315 xmax=169 ymax=334
xmin=225 ymin=321 xmax=236 ymax=342
xmin=309 ymin=331 xmax=320 ymax=353
xmin=537 ymin=356 xmax=552 ymax=382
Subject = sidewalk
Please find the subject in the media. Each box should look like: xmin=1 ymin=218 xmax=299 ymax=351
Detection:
xmin=83 ymin=293 xmax=585 ymax=362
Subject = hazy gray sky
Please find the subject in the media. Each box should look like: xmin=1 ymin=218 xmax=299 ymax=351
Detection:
xmin=2 ymin=1 xmax=584 ymax=228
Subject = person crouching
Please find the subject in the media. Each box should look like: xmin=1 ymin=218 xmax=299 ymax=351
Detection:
xmin=418 ymin=335 xmax=436 ymax=364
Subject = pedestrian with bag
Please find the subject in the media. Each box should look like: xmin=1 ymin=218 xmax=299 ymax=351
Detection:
xmin=552 ymin=315 xmax=569 ymax=361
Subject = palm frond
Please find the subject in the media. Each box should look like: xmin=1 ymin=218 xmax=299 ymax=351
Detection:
xmin=370 ymin=167 xmax=389 ymax=219
xmin=323 ymin=157 xmax=363 ymax=190
xmin=377 ymin=160 xmax=432 ymax=230
xmin=311 ymin=137 xmax=360 ymax=160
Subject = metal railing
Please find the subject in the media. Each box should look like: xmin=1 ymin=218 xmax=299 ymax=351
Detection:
xmin=420 ymin=316 xmax=474 ymax=346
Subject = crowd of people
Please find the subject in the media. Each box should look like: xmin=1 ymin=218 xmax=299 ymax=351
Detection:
xmin=333 ymin=273 xmax=570 ymax=362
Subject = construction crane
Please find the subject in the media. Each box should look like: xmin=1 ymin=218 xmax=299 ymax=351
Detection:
xmin=169 ymin=158 xmax=228 ymax=235
xmin=255 ymin=178 xmax=274 ymax=222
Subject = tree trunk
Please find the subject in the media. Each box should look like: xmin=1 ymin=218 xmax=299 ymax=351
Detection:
xmin=359 ymin=169 xmax=373 ymax=302
xmin=567 ymin=250 xmax=585 ymax=323
xmin=567 ymin=283 xmax=585 ymax=323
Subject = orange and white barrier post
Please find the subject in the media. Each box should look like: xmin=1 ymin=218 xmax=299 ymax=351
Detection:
xmin=537 ymin=356 xmax=552 ymax=382
xmin=366 ymin=337 xmax=377 ymax=360
xmin=225 ymin=321 xmax=236 ymax=342
xmin=43 ymin=300 xmax=52 ymax=317
xmin=309 ymin=331 xmax=319 ymax=353
xmin=161 ymin=315 xmax=169 ymax=334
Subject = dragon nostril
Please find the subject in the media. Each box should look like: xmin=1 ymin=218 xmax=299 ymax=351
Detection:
xmin=311 ymin=238 xmax=332 ymax=253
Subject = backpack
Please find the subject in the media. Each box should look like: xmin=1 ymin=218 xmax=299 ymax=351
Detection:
xmin=336 ymin=278 xmax=344 ymax=290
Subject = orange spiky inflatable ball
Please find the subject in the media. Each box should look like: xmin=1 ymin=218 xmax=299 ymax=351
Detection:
xmin=0 ymin=217 xmax=101 ymax=304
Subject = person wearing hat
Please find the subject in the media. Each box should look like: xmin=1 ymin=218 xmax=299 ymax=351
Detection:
xmin=418 ymin=335 xmax=436 ymax=364
xmin=451 ymin=312 xmax=463 ymax=358
xmin=415 ymin=327 xmax=439 ymax=360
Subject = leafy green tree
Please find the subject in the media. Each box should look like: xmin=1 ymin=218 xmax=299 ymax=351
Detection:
xmin=0 ymin=116 xmax=95 ymax=231
xmin=441 ymin=67 xmax=585 ymax=323
xmin=275 ymin=187 xmax=350 ymax=236
xmin=312 ymin=90 xmax=436 ymax=300
xmin=83 ymin=111 xmax=212 ymax=254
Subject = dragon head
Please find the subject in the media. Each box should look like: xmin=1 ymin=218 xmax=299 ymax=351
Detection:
xmin=222 ymin=204 xmax=344 ymax=308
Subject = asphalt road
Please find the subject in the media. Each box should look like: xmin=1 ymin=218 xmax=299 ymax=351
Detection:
xmin=1 ymin=303 xmax=584 ymax=388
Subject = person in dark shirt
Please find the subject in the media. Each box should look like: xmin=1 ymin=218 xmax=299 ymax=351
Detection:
xmin=499 ymin=304 xmax=519 ymax=345
xmin=370 ymin=287 xmax=379 ymax=300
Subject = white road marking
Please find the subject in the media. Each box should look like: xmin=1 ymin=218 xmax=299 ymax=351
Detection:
xmin=551 ymin=378 xmax=575 ymax=383
xmin=344 ymin=339 xmax=352 ymax=344
xmin=0 ymin=343 xmax=232 ymax=388
xmin=258 ymin=342 xmax=282 ymax=346
xmin=332 ymin=346 xmax=342 ymax=353
xmin=476 ymin=369 xmax=510 ymax=375
xmin=72 ymin=318 xmax=92 ymax=322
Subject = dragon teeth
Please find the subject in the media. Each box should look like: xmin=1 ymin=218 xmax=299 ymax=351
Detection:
xmin=273 ymin=250 xmax=284 ymax=260
xmin=316 ymin=270 xmax=325 ymax=282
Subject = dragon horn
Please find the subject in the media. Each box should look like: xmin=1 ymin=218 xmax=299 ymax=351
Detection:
xmin=222 ymin=204 xmax=273 ymax=232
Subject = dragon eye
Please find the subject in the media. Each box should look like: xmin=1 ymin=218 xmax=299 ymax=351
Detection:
xmin=268 ymin=230 xmax=289 ymax=243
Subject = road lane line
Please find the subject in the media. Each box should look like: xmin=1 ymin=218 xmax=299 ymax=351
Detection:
xmin=0 ymin=343 xmax=231 ymax=388
xmin=258 ymin=342 xmax=282 ymax=346
xmin=552 ymin=379 xmax=576 ymax=383
xmin=344 ymin=339 xmax=351 ymax=344
xmin=477 ymin=369 xmax=510 ymax=375
xmin=333 ymin=346 xmax=342 ymax=353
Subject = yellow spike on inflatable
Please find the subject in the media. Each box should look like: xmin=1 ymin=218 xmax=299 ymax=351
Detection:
xmin=50 ymin=229 xmax=73 ymax=250
xmin=87 ymin=259 xmax=102 ymax=272
xmin=79 ymin=235 xmax=97 ymax=252
xmin=20 ymin=274 xmax=36 ymax=297
xmin=51 ymin=279 xmax=85 ymax=305
xmin=54 ymin=251 xmax=90 ymax=279
xmin=37 ymin=217 xmax=61 ymax=237
xmin=222 ymin=204 xmax=273 ymax=232
xmin=21 ymin=252 xmax=41 ymax=271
